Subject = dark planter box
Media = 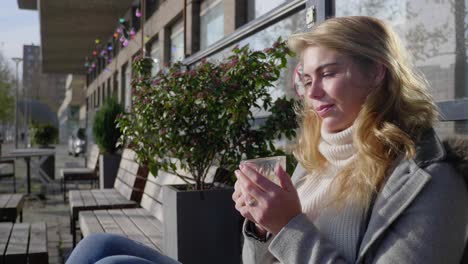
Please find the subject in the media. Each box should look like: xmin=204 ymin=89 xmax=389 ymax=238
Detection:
xmin=99 ymin=154 xmax=121 ymax=189
xmin=163 ymin=185 xmax=242 ymax=264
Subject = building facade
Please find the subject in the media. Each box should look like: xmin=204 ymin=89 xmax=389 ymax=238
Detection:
xmin=19 ymin=0 xmax=467 ymax=140
xmin=83 ymin=0 xmax=467 ymax=139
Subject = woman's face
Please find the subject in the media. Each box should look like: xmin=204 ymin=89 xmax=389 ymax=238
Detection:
xmin=302 ymin=46 xmax=373 ymax=133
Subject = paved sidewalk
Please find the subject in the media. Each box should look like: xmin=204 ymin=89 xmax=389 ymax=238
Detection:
xmin=0 ymin=143 xmax=86 ymax=264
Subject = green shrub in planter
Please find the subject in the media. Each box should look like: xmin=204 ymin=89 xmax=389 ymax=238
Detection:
xmin=31 ymin=123 xmax=58 ymax=147
xmin=118 ymin=38 xmax=299 ymax=190
xmin=93 ymin=97 xmax=124 ymax=154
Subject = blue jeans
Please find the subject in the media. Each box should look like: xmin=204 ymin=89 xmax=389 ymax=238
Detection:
xmin=66 ymin=233 xmax=181 ymax=264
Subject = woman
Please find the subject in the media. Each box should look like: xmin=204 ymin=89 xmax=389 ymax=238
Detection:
xmin=233 ymin=16 xmax=468 ymax=263
xmin=67 ymin=16 xmax=468 ymax=264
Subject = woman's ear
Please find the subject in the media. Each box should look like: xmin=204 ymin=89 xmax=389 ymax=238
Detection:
xmin=372 ymin=63 xmax=387 ymax=87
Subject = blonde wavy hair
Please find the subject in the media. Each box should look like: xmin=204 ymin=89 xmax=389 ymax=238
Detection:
xmin=289 ymin=16 xmax=438 ymax=207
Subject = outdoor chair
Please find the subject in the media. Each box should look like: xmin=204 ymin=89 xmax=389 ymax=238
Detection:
xmin=69 ymin=148 xmax=148 ymax=247
xmin=61 ymin=144 xmax=99 ymax=201
xmin=0 ymin=159 xmax=16 ymax=193
xmin=78 ymin=165 xmax=216 ymax=251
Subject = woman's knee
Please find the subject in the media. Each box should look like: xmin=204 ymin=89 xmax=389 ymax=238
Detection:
xmin=77 ymin=233 xmax=124 ymax=250
xmin=95 ymin=255 xmax=156 ymax=264
xmin=70 ymin=233 xmax=129 ymax=262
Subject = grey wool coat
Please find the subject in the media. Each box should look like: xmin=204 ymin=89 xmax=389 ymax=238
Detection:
xmin=242 ymin=129 xmax=468 ymax=264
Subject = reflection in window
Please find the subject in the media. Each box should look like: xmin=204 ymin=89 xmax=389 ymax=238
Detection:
xmin=247 ymin=0 xmax=288 ymax=21
xmin=208 ymin=9 xmax=306 ymax=117
xmin=335 ymin=0 xmax=467 ymax=101
xmin=120 ymin=64 xmax=127 ymax=106
xmin=125 ymin=61 xmax=132 ymax=110
xmin=335 ymin=0 xmax=467 ymax=135
xmin=200 ymin=0 xmax=224 ymax=50
xmin=170 ymin=20 xmax=185 ymax=64
xmin=150 ymin=39 xmax=162 ymax=76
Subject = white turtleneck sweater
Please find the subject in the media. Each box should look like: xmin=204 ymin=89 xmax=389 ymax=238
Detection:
xmin=295 ymin=125 xmax=365 ymax=262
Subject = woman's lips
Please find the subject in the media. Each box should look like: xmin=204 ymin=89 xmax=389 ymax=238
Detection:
xmin=315 ymin=104 xmax=334 ymax=117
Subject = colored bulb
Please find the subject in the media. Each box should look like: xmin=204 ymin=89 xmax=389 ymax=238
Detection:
xmin=135 ymin=8 xmax=142 ymax=18
xmin=119 ymin=18 xmax=125 ymax=23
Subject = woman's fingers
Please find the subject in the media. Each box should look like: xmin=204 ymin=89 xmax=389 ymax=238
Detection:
xmin=235 ymin=169 xmax=266 ymax=203
xmin=240 ymin=163 xmax=279 ymax=192
xmin=275 ymin=164 xmax=294 ymax=192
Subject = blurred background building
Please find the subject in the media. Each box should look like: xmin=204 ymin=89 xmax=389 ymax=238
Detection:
xmin=20 ymin=44 xmax=66 ymax=144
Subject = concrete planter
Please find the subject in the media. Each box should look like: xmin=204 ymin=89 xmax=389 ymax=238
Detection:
xmin=163 ymin=185 xmax=242 ymax=264
xmin=99 ymin=153 xmax=121 ymax=189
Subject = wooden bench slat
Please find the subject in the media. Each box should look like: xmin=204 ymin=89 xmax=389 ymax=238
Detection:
xmin=5 ymin=223 xmax=29 ymax=263
xmin=79 ymin=211 xmax=104 ymax=237
xmin=94 ymin=210 xmax=124 ymax=235
xmin=122 ymin=208 xmax=163 ymax=251
xmin=101 ymin=189 xmax=135 ymax=207
xmin=0 ymin=194 xmax=11 ymax=208
xmin=108 ymin=210 xmax=143 ymax=236
xmin=132 ymin=208 xmax=164 ymax=251
xmin=5 ymin=194 xmax=24 ymax=208
xmin=80 ymin=190 xmax=97 ymax=207
xmin=28 ymin=222 xmax=48 ymax=264
xmin=0 ymin=222 xmax=13 ymax=258
xmin=91 ymin=190 xmax=110 ymax=206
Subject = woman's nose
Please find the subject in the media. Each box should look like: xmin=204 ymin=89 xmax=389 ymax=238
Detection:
xmin=307 ymin=79 xmax=325 ymax=99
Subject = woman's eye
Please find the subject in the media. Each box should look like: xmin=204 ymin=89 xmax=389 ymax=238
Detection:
xmin=323 ymin=72 xmax=335 ymax=78
xmin=303 ymin=81 xmax=312 ymax=87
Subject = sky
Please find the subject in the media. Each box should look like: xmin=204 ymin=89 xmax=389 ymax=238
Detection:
xmin=0 ymin=0 xmax=40 ymax=75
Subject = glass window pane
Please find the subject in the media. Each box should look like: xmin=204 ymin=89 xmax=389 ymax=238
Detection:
xmin=151 ymin=40 xmax=161 ymax=76
xmin=335 ymin=0 xmax=467 ymax=101
xmin=125 ymin=62 xmax=132 ymax=110
xmin=200 ymin=0 xmax=224 ymax=50
xmin=170 ymin=20 xmax=185 ymax=64
xmin=207 ymin=9 xmax=306 ymax=118
xmin=335 ymin=0 xmax=468 ymax=136
xmin=248 ymin=0 xmax=289 ymax=21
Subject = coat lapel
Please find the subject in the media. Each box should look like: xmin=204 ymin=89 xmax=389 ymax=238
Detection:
xmin=356 ymin=160 xmax=431 ymax=262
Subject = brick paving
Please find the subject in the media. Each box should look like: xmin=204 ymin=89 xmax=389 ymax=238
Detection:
xmin=0 ymin=143 xmax=86 ymax=264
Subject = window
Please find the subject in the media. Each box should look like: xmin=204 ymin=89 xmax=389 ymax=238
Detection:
xmin=200 ymin=0 xmax=225 ymax=50
xmin=121 ymin=64 xmax=127 ymax=106
xmin=97 ymin=86 xmax=101 ymax=107
xmin=107 ymin=78 xmax=111 ymax=98
xmin=113 ymin=72 xmax=119 ymax=98
xmin=102 ymin=82 xmax=106 ymax=103
xmin=124 ymin=62 xmax=132 ymax=109
xmin=146 ymin=0 xmax=159 ymax=19
xmin=247 ymin=0 xmax=288 ymax=21
xmin=170 ymin=20 xmax=185 ymax=64
xmin=334 ymin=0 xmax=468 ymax=137
xmin=207 ymin=9 xmax=306 ymax=117
xmin=150 ymin=39 xmax=162 ymax=76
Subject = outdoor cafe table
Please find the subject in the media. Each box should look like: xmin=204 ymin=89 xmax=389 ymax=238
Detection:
xmin=1 ymin=148 xmax=55 ymax=195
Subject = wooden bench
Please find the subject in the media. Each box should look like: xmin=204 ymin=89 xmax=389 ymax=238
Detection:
xmin=0 ymin=160 xmax=15 ymax=193
xmin=69 ymin=148 xmax=148 ymax=247
xmin=0 ymin=194 xmax=25 ymax=223
xmin=79 ymin=165 xmax=216 ymax=251
xmin=61 ymin=144 xmax=100 ymax=201
xmin=0 ymin=222 xmax=48 ymax=264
